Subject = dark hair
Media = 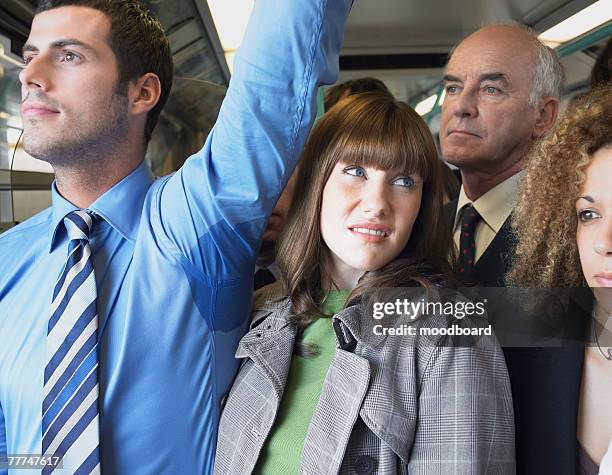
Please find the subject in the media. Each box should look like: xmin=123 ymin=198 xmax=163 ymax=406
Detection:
xmin=278 ymin=92 xmax=455 ymax=327
xmin=590 ymin=37 xmax=612 ymax=89
xmin=440 ymin=162 xmax=460 ymax=203
xmin=36 ymin=0 xmax=174 ymax=144
xmin=324 ymin=77 xmax=392 ymax=111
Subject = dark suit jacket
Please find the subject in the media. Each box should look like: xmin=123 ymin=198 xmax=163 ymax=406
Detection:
xmin=446 ymin=198 xmax=588 ymax=475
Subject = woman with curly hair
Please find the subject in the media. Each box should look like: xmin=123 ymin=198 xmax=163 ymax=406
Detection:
xmin=509 ymin=86 xmax=612 ymax=473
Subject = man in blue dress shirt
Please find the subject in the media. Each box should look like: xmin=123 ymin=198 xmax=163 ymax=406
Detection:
xmin=0 ymin=0 xmax=351 ymax=473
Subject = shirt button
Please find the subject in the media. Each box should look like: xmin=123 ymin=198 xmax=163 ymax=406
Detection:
xmin=354 ymin=455 xmax=376 ymax=474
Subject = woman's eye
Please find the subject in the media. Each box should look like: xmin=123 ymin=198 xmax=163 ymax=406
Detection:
xmin=343 ymin=166 xmax=366 ymax=178
xmin=577 ymin=209 xmax=601 ymax=223
xmin=393 ymin=176 xmax=415 ymax=188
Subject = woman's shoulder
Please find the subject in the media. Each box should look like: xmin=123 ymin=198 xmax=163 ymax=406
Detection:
xmin=253 ymin=281 xmax=287 ymax=310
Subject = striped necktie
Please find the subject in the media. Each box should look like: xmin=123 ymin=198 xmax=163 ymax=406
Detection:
xmin=42 ymin=210 xmax=101 ymax=474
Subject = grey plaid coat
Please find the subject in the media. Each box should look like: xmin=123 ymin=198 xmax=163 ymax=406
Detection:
xmin=215 ymin=285 xmax=515 ymax=474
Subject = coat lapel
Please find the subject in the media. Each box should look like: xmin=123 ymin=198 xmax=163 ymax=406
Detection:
xmin=330 ymin=303 xmax=430 ymax=465
xmin=236 ymin=305 xmax=297 ymax=398
xmin=300 ymin=348 xmax=371 ymax=474
xmin=358 ymin=376 xmax=414 ymax=464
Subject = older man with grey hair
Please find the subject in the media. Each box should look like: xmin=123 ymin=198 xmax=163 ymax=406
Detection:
xmin=442 ymin=23 xmax=563 ymax=285
xmin=439 ymin=23 xmax=577 ymax=474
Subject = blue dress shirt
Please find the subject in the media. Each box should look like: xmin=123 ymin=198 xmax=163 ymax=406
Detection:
xmin=0 ymin=0 xmax=351 ymax=473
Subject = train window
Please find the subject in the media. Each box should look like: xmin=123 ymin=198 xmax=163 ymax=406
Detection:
xmin=0 ymin=50 xmax=53 ymax=232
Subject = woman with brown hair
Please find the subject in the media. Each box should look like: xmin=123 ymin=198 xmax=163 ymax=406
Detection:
xmin=509 ymin=86 xmax=612 ymax=473
xmin=215 ymin=93 xmax=515 ymax=474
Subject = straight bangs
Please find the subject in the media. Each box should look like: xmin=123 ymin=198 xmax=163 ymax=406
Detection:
xmin=279 ymin=91 xmax=454 ymax=334
xmin=322 ymin=93 xmax=436 ymax=183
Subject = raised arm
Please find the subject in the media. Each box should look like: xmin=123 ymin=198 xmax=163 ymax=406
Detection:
xmin=155 ymin=0 xmax=352 ymax=278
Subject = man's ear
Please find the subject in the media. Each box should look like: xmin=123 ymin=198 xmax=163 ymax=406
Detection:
xmin=532 ymin=96 xmax=559 ymax=138
xmin=128 ymin=73 xmax=162 ymax=116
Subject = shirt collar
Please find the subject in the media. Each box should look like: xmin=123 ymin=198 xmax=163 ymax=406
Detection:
xmin=49 ymin=161 xmax=155 ymax=252
xmin=453 ymin=171 xmax=524 ymax=233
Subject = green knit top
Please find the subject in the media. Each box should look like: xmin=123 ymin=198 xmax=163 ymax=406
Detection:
xmin=254 ymin=290 xmax=349 ymax=474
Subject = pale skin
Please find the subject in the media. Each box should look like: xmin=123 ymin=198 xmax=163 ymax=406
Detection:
xmin=576 ymin=147 xmax=612 ymax=465
xmin=320 ymin=162 xmax=422 ymax=290
xmin=440 ymin=25 xmax=558 ymax=201
xmin=20 ymin=6 xmax=161 ymax=208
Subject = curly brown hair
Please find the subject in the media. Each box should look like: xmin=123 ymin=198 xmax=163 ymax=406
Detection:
xmin=509 ymin=86 xmax=612 ymax=287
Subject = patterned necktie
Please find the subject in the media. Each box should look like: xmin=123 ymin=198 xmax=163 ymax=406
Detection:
xmin=42 ymin=210 xmax=101 ymax=475
xmin=457 ymin=204 xmax=481 ymax=279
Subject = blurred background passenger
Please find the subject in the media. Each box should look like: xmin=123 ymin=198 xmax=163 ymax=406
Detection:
xmin=255 ymin=171 xmax=298 ymax=289
xmin=216 ymin=93 xmax=515 ymax=474
xmin=509 ymin=87 xmax=612 ymax=474
xmin=590 ymin=37 xmax=612 ymax=89
xmin=440 ymin=161 xmax=461 ymax=204
xmin=324 ymin=76 xmax=393 ymax=111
